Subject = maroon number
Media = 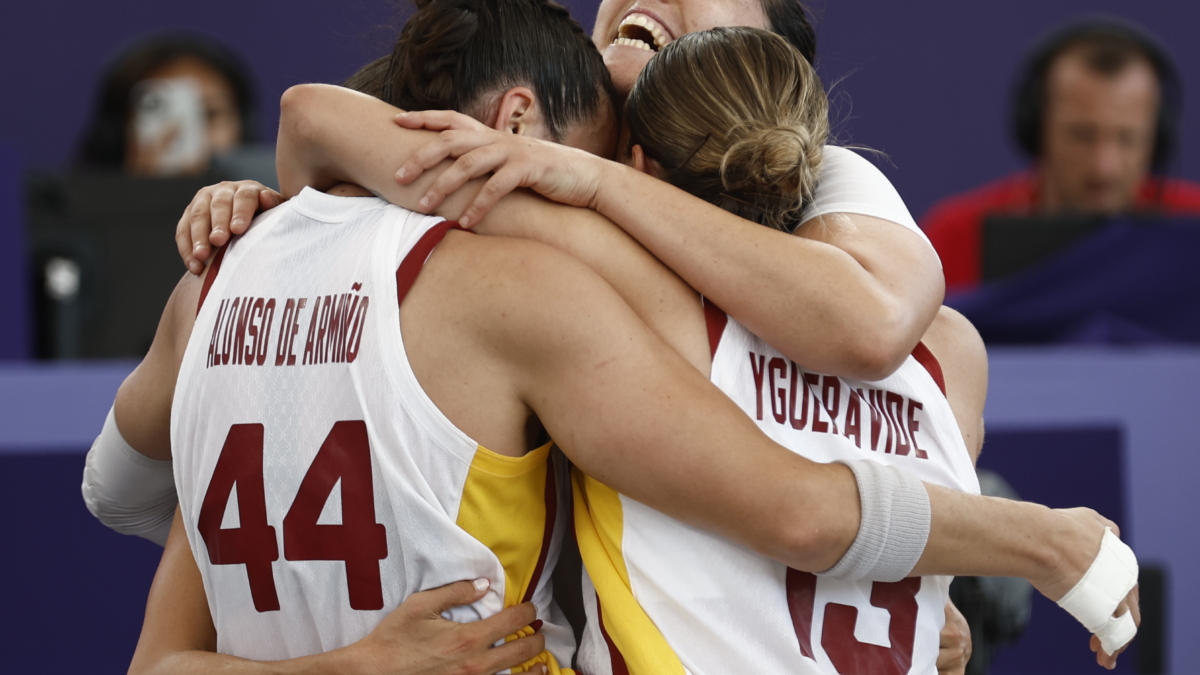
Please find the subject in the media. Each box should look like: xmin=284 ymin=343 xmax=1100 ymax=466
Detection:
xmin=196 ymin=424 xmax=281 ymax=612
xmin=787 ymin=569 xmax=921 ymax=675
xmin=197 ymin=421 xmax=388 ymax=612
xmin=283 ymin=421 xmax=388 ymax=610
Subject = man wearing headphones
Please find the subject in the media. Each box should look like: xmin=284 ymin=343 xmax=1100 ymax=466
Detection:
xmin=922 ymin=16 xmax=1200 ymax=291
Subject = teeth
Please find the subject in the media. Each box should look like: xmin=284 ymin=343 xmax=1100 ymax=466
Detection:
xmin=612 ymin=36 xmax=654 ymax=51
xmin=616 ymin=13 xmax=672 ymax=51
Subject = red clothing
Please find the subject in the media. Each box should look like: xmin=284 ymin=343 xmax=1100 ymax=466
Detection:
xmin=921 ymin=171 xmax=1200 ymax=290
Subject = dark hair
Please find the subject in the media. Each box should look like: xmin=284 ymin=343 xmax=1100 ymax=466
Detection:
xmin=78 ymin=32 xmax=258 ymax=167
xmin=761 ymin=0 xmax=817 ymax=65
xmin=627 ymin=27 xmax=829 ymax=233
xmin=1011 ymin=15 xmax=1181 ymax=171
xmin=348 ymin=0 xmax=614 ymax=142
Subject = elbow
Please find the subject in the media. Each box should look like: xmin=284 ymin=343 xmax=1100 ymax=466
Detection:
xmin=766 ymin=514 xmax=847 ymax=573
xmin=846 ymin=306 xmax=915 ymax=381
xmin=279 ymin=84 xmax=321 ymax=146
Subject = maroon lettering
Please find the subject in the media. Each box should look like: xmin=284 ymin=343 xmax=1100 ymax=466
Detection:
xmin=256 ymin=299 xmax=275 ymax=366
xmin=844 ymin=389 xmax=863 ymax=448
xmin=232 ymin=297 xmax=253 ymax=366
xmin=337 ymin=295 xmax=360 ymax=363
xmin=325 ymin=294 xmax=346 ymax=363
xmin=245 ymin=298 xmax=263 ymax=365
xmin=302 ymin=297 xmax=321 ymax=365
xmin=886 ymin=392 xmax=910 ymax=456
xmin=275 ymin=299 xmax=295 ymax=366
xmin=788 ymin=365 xmax=809 ymax=430
xmin=345 ymin=297 xmax=370 ymax=363
xmin=315 ymin=295 xmax=333 ymax=364
xmin=750 ymin=353 xmax=767 ymax=421
xmin=804 ymin=373 xmax=828 ymax=433
xmin=907 ymin=400 xmax=929 ymax=459
xmin=220 ymin=297 xmax=240 ymax=365
xmin=287 ymin=298 xmax=307 ymax=366
xmin=769 ymin=358 xmax=788 ymax=424
xmin=868 ymin=390 xmax=885 ymax=452
xmin=207 ymin=299 xmax=228 ymax=368
xmin=821 ymin=376 xmax=841 ymax=435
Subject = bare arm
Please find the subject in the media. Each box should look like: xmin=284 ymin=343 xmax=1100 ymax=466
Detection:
xmin=920 ymin=306 xmax=989 ymax=463
xmin=112 ymin=272 xmax=202 ymax=459
xmin=278 ymin=85 xmax=941 ymax=380
xmin=591 ymin=165 xmax=945 ymax=380
xmin=279 ymin=84 xmax=710 ymax=370
xmin=413 ymin=232 xmax=1118 ymax=595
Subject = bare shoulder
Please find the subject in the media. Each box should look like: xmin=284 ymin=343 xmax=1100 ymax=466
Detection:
xmin=416 ymin=229 xmax=623 ymax=330
xmin=921 ymin=306 xmax=988 ymax=462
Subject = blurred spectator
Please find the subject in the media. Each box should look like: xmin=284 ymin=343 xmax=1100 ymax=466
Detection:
xmin=77 ymin=32 xmax=259 ymax=177
xmin=922 ymin=16 xmax=1200 ymax=291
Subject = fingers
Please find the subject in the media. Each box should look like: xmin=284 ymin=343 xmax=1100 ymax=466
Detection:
xmin=187 ymin=191 xmax=215 ymax=269
xmin=419 ymin=146 xmax=517 ymax=218
xmin=397 ymin=130 xmax=506 ymax=186
xmin=395 ymin=110 xmax=491 ymax=133
xmin=207 ymin=185 xmax=235 ymax=250
xmin=1127 ymin=584 xmax=1141 ymax=626
xmin=413 ymin=578 xmax=492 ymax=616
xmin=470 ymin=630 xmax=546 ymax=675
xmin=259 ymin=189 xmax=284 ymax=211
xmin=470 ymin=602 xmax=539 ymax=646
xmin=176 ymin=201 xmax=205 ymax=275
xmin=227 ymin=185 xmax=264 ymax=238
xmin=460 ymin=169 xmax=529 ymax=228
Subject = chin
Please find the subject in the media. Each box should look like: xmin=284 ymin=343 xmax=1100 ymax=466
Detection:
xmin=603 ymin=45 xmax=655 ymax=99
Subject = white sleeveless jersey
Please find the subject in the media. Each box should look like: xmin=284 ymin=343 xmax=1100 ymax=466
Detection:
xmin=575 ymin=303 xmax=980 ymax=675
xmin=172 ymin=189 xmax=572 ymax=671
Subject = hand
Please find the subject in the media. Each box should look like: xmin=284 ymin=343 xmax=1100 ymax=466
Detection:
xmin=1091 ymin=584 xmax=1140 ymax=671
xmin=937 ymin=600 xmax=971 ymax=675
xmin=394 ymin=110 xmax=608 ymax=227
xmin=1034 ymin=509 xmax=1140 ymax=669
xmin=175 ymin=180 xmax=283 ymax=275
xmin=347 ymin=578 xmax=548 ymax=675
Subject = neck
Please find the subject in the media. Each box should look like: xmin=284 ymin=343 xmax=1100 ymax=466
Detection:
xmin=326 ymin=182 xmax=374 ymax=198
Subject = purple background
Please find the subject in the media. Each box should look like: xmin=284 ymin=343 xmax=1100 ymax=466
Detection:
xmin=2 ymin=0 xmax=1198 ymax=222
xmin=2 ymin=1 xmax=1198 ymax=672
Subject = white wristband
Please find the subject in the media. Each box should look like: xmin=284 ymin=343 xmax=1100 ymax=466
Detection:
xmin=81 ymin=407 xmax=177 ymax=546
xmin=821 ymin=459 xmax=931 ymax=582
xmin=1056 ymin=528 xmax=1139 ymax=655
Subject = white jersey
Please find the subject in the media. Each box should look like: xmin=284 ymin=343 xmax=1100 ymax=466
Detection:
xmin=574 ymin=303 xmax=979 ymax=675
xmin=801 ymin=146 xmax=930 ymax=248
xmin=172 ymin=189 xmax=572 ymax=671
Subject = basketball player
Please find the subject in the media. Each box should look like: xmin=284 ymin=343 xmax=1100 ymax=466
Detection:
xmin=154 ymin=15 xmax=1137 ymax=675
xmin=179 ymin=0 xmax=945 ymax=387
xmin=121 ymin=26 xmax=1132 ymax=675
xmin=260 ymin=27 xmax=1136 ymax=673
xmin=124 ymin=176 xmax=1133 ymax=675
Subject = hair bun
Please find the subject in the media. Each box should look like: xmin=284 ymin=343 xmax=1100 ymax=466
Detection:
xmin=719 ymin=123 xmax=823 ymax=229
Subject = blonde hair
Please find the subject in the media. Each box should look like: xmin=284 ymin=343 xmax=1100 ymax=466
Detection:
xmin=626 ymin=27 xmax=829 ymax=232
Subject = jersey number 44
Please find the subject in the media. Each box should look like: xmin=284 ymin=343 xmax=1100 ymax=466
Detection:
xmin=197 ymin=421 xmax=388 ymax=612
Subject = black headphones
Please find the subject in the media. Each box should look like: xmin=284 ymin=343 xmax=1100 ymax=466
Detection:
xmin=1011 ymin=16 xmax=1182 ymax=172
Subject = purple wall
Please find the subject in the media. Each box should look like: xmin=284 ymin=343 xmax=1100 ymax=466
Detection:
xmin=3 ymin=1 xmax=1198 ymax=220
xmin=0 ymin=144 xmax=29 ymax=359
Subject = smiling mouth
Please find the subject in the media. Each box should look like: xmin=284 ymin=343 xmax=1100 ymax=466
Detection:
xmin=611 ymin=13 xmax=672 ymax=52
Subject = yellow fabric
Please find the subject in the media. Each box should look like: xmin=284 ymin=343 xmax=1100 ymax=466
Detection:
xmin=457 ymin=441 xmax=571 ymax=674
xmin=572 ymin=468 xmax=685 ymax=675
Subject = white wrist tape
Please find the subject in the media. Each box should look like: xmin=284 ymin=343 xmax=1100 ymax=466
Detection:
xmin=820 ymin=459 xmax=931 ymax=582
xmin=81 ymin=407 xmax=177 ymax=546
xmin=1056 ymin=528 xmax=1139 ymax=655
